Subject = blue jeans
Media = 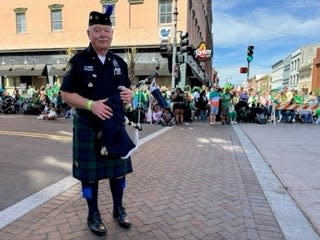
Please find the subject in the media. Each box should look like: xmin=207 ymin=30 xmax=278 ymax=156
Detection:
xmin=200 ymin=109 xmax=207 ymax=121
xmin=301 ymin=112 xmax=312 ymax=123
xmin=281 ymin=110 xmax=295 ymax=123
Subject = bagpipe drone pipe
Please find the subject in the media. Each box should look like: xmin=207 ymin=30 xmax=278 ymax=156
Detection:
xmin=135 ymin=72 xmax=169 ymax=109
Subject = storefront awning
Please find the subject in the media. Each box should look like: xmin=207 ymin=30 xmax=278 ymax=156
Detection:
xmin=0 ymin=64 xmax=45 ymax=77
xmin=186 ymin=56 xmax=205 ymax=82
xmin=47 ymin=64 xmax=67 ymax=76
xmin=135 ymin=63 xmax=170 ymax=76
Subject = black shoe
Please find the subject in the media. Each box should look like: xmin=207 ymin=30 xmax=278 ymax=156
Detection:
xmin=87 ymin=212 xmax=107 ymax=236
xmin=113 ymin=207 xmax=131 ymax=229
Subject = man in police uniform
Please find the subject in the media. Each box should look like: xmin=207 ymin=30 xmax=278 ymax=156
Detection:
xmin=60 ymin=6 xmax=133 ymax=236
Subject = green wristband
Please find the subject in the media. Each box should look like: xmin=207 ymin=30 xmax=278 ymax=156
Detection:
xmin=86 ymin=100 xmax=93 ymax=111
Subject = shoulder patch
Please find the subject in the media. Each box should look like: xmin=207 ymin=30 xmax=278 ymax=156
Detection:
xmin=64 ymin=63 xmax=71 ymax=74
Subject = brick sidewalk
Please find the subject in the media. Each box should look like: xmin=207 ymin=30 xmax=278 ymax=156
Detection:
xmin=0 ymin=124 xmax=284 ymax=240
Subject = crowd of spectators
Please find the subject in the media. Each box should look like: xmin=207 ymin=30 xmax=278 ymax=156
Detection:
xmin=129 ymin=83 xmax=320 ymax=127
xmin=0 ymin=84 xmax=72 ymax=120
xmin=1 ymin=82 xmax=320 ymax=126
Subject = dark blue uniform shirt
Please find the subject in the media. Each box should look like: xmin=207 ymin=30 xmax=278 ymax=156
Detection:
xmin=61 ymin=44 xmax=131 ymax=128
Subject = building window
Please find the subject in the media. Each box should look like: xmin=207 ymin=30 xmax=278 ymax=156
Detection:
xmin=159 ymin=0 xmax=172 ymax=24
xmin=128 ymin=0 xmax=144 ymax=3
xmin=16 ymin=12 xmax=26 ymax=33
xmin=48 ymin=4 xmax=64 ymax=31
xmin=14 ymin=8 xmax=27 ymax=33
xmin=51 ymin=9 xmax=62 ymax=31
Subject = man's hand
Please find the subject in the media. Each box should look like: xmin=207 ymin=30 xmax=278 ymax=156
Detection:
xmin=119 ymin=87 xmax=133 ymax=103
xmin=91 ymin=99 xmax=113 ymax=120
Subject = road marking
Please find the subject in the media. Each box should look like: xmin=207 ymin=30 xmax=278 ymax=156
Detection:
xmin=0 ymin=115 xmax=24 ymax=119
xmin=0 ymin=126 xmax=171 ymax=229
xmin=0 ymin=130 xmax=72 ymax=142
xmin=0 ymin=176 xmax=78 ymax=229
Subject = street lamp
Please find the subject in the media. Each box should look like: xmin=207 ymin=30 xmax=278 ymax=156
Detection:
xmin=171 ymin=0 xmax=178 ymax=90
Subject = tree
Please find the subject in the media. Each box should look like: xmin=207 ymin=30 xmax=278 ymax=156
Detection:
xmin=125 ymin=47 xmax=141 ymax=83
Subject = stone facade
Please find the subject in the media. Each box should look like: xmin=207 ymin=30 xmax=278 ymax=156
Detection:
xmin=269 ymin=44 xmax=320 ymax=93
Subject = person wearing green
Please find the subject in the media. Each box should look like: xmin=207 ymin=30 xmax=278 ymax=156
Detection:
xmin=53 ymin=82 xmax=60 ymax=95
xmin=220 ymin=87 xmax=232 ymax=124
xmin=27 ymin=85 xmax=36 ymax=98
xmin=46 ymin=86 xmax=54 ymax=102
xmin=293 ymin=90 xmax=304 ymax=105
xmin=313 ymin=107 xmax=320 ymax=124
xmin=134 ymin=87 xmax=148 ymax=110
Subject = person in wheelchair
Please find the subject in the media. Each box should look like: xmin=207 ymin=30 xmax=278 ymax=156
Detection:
xmin=255 ymin=102 xmax=269 ymax=124
xmin=235 ymin=88 xmax=250 ymax=122
xmin=248 ymin=92 xmax=259 ymax=122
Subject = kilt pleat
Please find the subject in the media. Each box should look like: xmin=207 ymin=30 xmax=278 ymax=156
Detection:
xmin=72 ymin=113 xmax=133 ymax=182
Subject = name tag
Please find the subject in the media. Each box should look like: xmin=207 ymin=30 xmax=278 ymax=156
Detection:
xmin=84 ymin=66 xmax=94 ymax=71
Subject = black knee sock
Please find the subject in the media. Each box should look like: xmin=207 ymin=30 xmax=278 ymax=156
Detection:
xmin=81 ymin=181 xmax=99 ymax=215
xmin=110 ymin=177 xmax=125 ymax=210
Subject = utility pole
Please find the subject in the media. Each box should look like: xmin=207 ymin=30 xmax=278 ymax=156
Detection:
xmin=171 ymin=0 xmax=178 ymax=90
xmin=247 ymin=60 xmax=250 ymax=81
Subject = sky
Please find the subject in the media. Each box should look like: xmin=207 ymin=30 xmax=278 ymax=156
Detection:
xmin=212 ymin=0 xmax=320 ymax=87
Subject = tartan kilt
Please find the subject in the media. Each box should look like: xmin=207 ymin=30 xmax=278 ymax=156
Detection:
xmin=72 ymin=113 xmax=133 ymax=182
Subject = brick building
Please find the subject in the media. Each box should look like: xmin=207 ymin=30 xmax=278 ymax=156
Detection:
xmin=312 ymin=48 xmax=320 ymax=92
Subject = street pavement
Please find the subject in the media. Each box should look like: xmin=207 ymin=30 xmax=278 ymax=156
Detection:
xmin=0 ymin=119 xmax=319 ymax=240
xmin=238 ymin=123 xmax=320 ymax=238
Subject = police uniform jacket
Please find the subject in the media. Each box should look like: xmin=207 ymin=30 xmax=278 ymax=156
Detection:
xmin=60 ymin=44 xmax=133 ymax=182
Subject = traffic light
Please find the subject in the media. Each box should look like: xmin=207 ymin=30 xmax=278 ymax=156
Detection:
xmin=180 ymin=32 xmax=189 ymax=53
xmin=247 ymin=45 xmax=254 ymax=62
xmin=160 ymin=40 xmax=171 ymax=58
xmin=167 ymin=56 xmax=172 ymax=73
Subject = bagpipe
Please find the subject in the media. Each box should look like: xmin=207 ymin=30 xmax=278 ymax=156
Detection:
xmin=126 ymin=71 xmax=169 ymax=146
xmin=134 ymin=72 xmax=169 ymax=109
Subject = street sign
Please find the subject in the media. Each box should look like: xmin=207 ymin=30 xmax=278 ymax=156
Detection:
xmin=240 ymin=67 xmax=248 ymax=73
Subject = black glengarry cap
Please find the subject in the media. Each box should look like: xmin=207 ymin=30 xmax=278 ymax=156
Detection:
xmin=88 ymin=5 xmax=113 ymax=26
